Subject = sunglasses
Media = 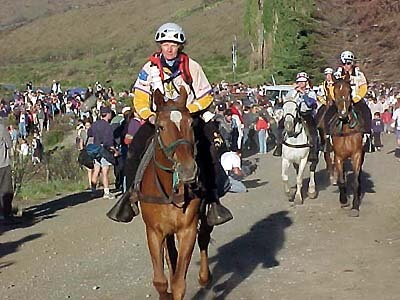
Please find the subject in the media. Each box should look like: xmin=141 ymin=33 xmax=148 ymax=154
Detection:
xmin=345 ymin=61 xmax=353 ymax=65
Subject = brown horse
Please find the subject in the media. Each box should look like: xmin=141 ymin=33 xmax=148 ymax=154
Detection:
xmin=139 ymin=87 xmax=212 ymax=300
xmin=331 ymin=75 xmax=364 ymax=217
xmin=316 ymin=86 xmax=336 ymax=184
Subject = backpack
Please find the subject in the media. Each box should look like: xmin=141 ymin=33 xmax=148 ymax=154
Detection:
xmin=78 ymin=149 xmax=94 ymax=169
xmin=85 ymin=143 xmax=102 ymax=160
xmin=149 ymin=52 xmax=196 ymax=98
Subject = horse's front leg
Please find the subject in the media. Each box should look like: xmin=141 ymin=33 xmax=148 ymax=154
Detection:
xmin=294 ymin=156 xmax=308 ymax=205
xmin=350 ymin=152 xmax=363 ymax=217
xmin=146 ymin=227 xmax=171 ymax=300
xmin=308 ymin=158 xmax=318 ymax=199
xmin=171 ymin=223 xmax=198 ymax=300
xmin=324 ymin=151 xmax=336 ymax=184
xmin=334 ymin=156 xmax=348 ymax=207
xmin=197 ymin=213 xmax=213 ymax=287
xmin=281 ymin=158 xmax=291 ymax=199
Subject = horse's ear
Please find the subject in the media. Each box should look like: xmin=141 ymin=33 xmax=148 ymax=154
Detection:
xmin=178 ymin=86 xmax=188 ymax=107
xmin=343 ymin=72 xmax=351 ymax=83
xmin=153 ymin=88 xmax=164 ymax=107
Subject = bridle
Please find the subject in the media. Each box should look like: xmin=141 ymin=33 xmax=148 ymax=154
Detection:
xmin=151 ymin=106 xmax=196 ymax=205
xmin=283 ymin=99 xmax=302 ymax=138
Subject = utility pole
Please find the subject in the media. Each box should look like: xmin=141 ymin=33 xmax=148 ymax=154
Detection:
xmin=232 ymin=35 xmax=237 ymax=81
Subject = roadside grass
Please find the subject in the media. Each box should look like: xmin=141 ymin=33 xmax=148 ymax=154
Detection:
xmin=18 ymin=177 xmax=87 ymax=203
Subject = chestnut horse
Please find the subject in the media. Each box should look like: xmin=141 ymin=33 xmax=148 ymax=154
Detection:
xmin=139 ymin=87 xmax=212 ymax=300
xmin=331 ymin=75 xmax=364 ymax=217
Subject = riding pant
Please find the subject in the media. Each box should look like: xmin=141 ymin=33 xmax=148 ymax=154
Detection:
xmin=324 ymin=101 xmax=371 ymax=134
xmin=124 ymin=116 xmax=223 ymax=203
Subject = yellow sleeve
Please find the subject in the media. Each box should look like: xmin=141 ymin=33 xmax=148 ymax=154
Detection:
xmin=187 ymin=93 xmax=213 ymax=113
xmin=353 ymin=84 xmax=367 ymax=103
xmin=328 ymin=85 xmax=335 ymax=100
xmin=317 ymin=95 xmax=326 ymax=105
xmin=133 ymin=89 xmax=155 ymax=120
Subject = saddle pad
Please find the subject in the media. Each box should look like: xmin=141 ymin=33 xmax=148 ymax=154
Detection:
xmin=134 ymin=137 xmax=155 ymax=190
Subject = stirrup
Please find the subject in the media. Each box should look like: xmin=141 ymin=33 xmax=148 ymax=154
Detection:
xmin=206 ymin=202 xmax=233 ymax=226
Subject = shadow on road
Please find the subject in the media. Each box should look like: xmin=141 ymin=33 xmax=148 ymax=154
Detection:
xmin=1 ymin=191 xmax=95 ymax=235
xmin=24 ymin=191 xmax=95 ymax=220
xmin=243 ymin=179 xmax=268 ymax=189
xmin=0 ymin=233 xmax=43 ymax=264
xmin=192 ymin=210 xmax=292 ymax=300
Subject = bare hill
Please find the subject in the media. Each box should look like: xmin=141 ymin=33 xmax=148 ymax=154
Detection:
xmin=0 ymin=0 xmax=247 ymax=86
xmin=315 ymin=0 xmax=400 ymax=84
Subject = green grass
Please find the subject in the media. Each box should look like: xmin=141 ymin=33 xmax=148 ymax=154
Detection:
xmin=18 ymin=178 xmax=87 ymax=202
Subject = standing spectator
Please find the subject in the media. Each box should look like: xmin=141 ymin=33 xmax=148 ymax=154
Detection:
xmin=8 ymin=124 xmax=18 ymax=149
xmin=19 ymin=138 xmax=29 ymax=157
xmin=78 ymin=118 xmax=93 ymax=189
xmin=392 ymin=104 xmax=400 ymax=159
xmin=371 ymin=112 xmax=384 ymax=151
xmin=255 ymin=115 xmax=270 ymax=154
xmin=31 ymin=132 xmax=43 ymax=164
xmin=0 ymin=118 xmax=16 ymax=224
xmin=88 ymin=106 xmax=119 ymax=199
xmin=19 ymin=109 xmax=27 ymax=138
xmin=381 ymin=109 xmax=392 ymax=134
xmin=231 ymin=102 xmax=244 ymax=151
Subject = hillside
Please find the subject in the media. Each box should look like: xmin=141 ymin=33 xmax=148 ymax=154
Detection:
xmin=1 ymin=0 xmax=399 ymax=88
xmin=0 ymin=0 xmax=248 ymax=88
xmin=314 ymin=0 xmax=400 ymax=84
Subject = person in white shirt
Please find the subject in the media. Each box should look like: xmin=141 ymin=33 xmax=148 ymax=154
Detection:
xmin=392 ymin=105 xmax=400 ymax=149
xmin=220 ymin=151 xmax=247 ymax=193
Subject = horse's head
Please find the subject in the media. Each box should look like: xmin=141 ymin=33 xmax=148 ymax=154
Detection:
xmin=153 ymin=87 xmax=197 ymax=184
xmin=282 ymin=97 xmax=298 ymax=135
xmin=333 ymin=74 xmax=352 ymax=120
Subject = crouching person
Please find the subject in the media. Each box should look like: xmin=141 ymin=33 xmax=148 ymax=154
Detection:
xmin=220 ymin=151 xmax=248 ymax=193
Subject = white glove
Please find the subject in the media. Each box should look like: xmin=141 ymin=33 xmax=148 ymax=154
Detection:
xmin=299 ymin=101 xmax=309 ymax=113
xmin=149 ymin=66 xmax=164 ymax=94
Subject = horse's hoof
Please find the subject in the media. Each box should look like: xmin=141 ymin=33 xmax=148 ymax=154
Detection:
xmin=198 ymin=273 xmax=212 ymax=288
xmin=294 ymin=195 xmax=303 ymax=205
xmin=341 ymin=202 xmax=351 ymax=209
xmin=331 ymin=178 xmax=337 ymax=186
xmin=307 ymin=191 xmax=317 ymax=199
xmin=349 ymin=209 xmax=359 ymax=217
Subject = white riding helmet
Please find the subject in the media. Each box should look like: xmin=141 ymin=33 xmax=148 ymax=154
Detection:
xmin=340 ymin=50 xmax=355 ymax=64
xmin=324 ymin=67 xmax=334 ymax=75
xmin=155 ymin=22 xmax=186 ymax=44
xmin=296 ymin=72 xmax=309 ymax=82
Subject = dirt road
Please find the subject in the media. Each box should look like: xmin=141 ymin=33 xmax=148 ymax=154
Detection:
xmin=1 ymin=135 xmax=399 ymax=300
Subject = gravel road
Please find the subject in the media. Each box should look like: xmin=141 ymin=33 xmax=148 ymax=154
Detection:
xmin=1 ymin=135 xmax=399 ymax=300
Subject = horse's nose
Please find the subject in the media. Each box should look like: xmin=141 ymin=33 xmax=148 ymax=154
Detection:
xmin=177 ymin=161 xmax=198 ymax=183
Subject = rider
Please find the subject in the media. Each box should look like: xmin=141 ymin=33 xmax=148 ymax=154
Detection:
xmin=325 ymin=50 xmax=373 ymax=152
xmin=316 ymin=68 xmax=335 ymax=149
xmin=117 ymin=22 xmax=233 ymax=226
xmin=317 ymin=67 xmax=335 ymax=107
xmin=273 ymin=72 xmax=319 ymax=162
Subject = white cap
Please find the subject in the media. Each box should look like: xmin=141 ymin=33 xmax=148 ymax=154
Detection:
xmin=121 ymin=106 xmax=131 ymax=114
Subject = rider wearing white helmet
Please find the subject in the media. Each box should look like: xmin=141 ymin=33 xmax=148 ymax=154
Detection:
xmin=111 ymin=22 xmax=232 ymax=226
xmin=273 ymin=72 xmax=319 ymax=161
xmin=325 ymin=50 xmax=373 ymax=151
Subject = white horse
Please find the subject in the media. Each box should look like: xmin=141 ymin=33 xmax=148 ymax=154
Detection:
xmin=281 ymin=98 xmax=317 ymax=204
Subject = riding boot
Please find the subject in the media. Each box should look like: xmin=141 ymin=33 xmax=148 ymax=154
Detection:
xmin=206 ymin=201 xmax=233 ymax=226
xmin=206 ymin=190 xmax=233 ymax=226
xmin=106 ymin=189 xmax=140 ymax=222
xmin=363 ymin=133 xmax=375 ymax=153
xmin=273 ymin=143 xmax=282 ymax=157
